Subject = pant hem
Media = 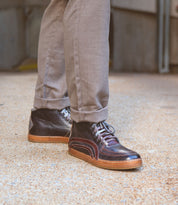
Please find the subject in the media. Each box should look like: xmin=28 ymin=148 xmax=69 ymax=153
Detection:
xmin=34 ymin=96 xmax=70 ymax=110
xmin=71 ymin=106 xmax=108 ymax=123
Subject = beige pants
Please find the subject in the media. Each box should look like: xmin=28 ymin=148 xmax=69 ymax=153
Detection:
xmin=34 ymin=0 xmax=110 ymax=123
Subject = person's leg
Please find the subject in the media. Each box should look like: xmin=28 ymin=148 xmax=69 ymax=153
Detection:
xmin=34 ymin=0 xmax=69 ymax=110
xmin=28 ymin=0 xmax=71 ymax=143
xmin=64 ymin=0 xmax=142 ymax=170
xmin=64 ymin=0 xmax=110 ymax=123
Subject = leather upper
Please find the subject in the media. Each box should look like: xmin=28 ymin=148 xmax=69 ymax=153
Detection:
xmin=69 ymin=121 xmax=141 ymax=161
xmin=29 ymin=109 xmax=71 ymax=137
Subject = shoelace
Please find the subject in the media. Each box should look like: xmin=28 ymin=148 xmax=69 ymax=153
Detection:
xmin=91 ymin=121 xmax=119 ymax=146
xmin=60 ymin=107 xmax=72 ymax=123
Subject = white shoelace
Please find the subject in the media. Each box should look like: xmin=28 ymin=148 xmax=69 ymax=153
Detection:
xmin=92 ymin=121 xmax=118 ymax=146
xmin=60 ymin=107 xmax=72 ymax=123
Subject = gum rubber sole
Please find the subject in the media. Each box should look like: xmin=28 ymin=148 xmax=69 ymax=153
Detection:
xmin=69 ymin=148 xmax=142 ymax=170
xmin=28 ymin=134 xmax=69 ymax=143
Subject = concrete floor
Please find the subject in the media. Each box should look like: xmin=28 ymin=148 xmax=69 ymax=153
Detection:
xmin=0 ymin=72 xmax=177 ymax=204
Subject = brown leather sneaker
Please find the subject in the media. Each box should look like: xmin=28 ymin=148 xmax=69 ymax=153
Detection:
xmin=28 ymin=108 xmax=72 ymax=143
xmin=69 ymin=121 xmax=142 ymax=170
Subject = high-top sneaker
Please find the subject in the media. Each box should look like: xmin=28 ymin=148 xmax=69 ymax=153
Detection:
xmin=28 ymin=107 xmax=72 ymax=143
xmin=69 ymin=121 xmax=142 ymax=170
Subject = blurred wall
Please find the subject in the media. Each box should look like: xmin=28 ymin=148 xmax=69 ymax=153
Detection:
xmin=111 ymin=0 xmax=178 ymax=72
xmin=0 ymin=7 xmax=25 ymax=68
xmin=111 ymin=0 xmax=157 ymax=72
xmin=0 ymin=0 xmax=178 ymax=72
xmin=0 ymin=0 xmax=49 ymax=69
xmin=170 ymin=0 xmax=178 ymax=70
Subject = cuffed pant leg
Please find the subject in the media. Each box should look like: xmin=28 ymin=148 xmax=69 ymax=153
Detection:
xmin=64 ymin=0 xmax=110 ymax=122
xmin=34 ymin=0 xmax=70 ymax=110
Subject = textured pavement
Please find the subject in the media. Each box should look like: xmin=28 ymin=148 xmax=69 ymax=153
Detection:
xmin=0 ymin=72 xmax=177 ymax=204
